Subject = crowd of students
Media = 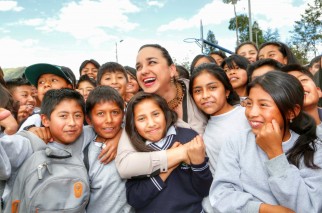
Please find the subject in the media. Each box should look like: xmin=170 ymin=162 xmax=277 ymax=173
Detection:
xmin=0 ymin=40 xmax=322 ymax=213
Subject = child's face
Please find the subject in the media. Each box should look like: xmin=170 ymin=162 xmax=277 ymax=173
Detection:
xmin=288 ymin=71 xmax=320 ymax=109
xmin=37 ymin=73 xmax=72 ymax=101
xmin=87 ymin=101 xmax=123 ymax=141
xmin=11 ymin=85 xmax=36 ymax=112
xmin=99 ymin=71 xmax=127 ymax=99
xmin=76 ymin=81 xmax=95 ymax=102
xmin=237 ymin=44 xmax=258 ymax=63
xmin=192 ymin=71 xmax=231 ymax=116
xmin=41 ymin=99 xmax=84 ymax=145
xmin=81 ymin=63 xmax=98 ymax=80
xmin=126 ymin=74 xmax=140 ymax=94
xmin=258 ymin=45 xmax=287 ymax=65
xmin=244 ymin=85 xmax=290 ymax=141
xmin=134 ymin=99 xmax=166 ymax=142
xmin=223 ymin=63 xmax=248 ymax=91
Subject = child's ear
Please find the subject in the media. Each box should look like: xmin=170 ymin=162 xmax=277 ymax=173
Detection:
xmin=317 ymin=87 xmax=322 ymax=98
xmin=85 ymin=115 xmax=92 ymax=125
xmin=287 ymin=104 xmax=301 ymax=121
xmin=41 ymin=114 xmax=50 ymax=127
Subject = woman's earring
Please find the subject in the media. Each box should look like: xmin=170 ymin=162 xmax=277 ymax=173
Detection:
xmin=170 ymin=76 xmax=174 ymax=83
xmin=290 ymin=119 xmax=293 ymax=123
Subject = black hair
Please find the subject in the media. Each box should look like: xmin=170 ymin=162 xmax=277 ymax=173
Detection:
xmin=40 ymin=88 xmax=85 ymax=120
xmin=281 ymin=64 xmax=314 ymax=79
xmin=190 ymin=63 xmax=240 ymax=107
xmin=139 ymin=44 xmax=174 ymax=66
xmin=176 ymin=65 xmax=190 ymax=79
xmin=125 ymin=92 xmax=177 ymax=152
xmin=248 ymin=72 xmax=319 ymax=169
xmin=76 ymin=74 xmax=97 ymax=89
xmin=97 ymin=62 xmax=128 ymax=85
xmin=85 ymin=85 xmax=124 ymax=119
xmin=79 ymin=59 xmax=100 ymax=75
xmin=190 ymin=54 xmax=217 ymax=74
xmin=0 ymin=84 xmax=18 ymax=120
xmin=209 ymin=51 xmax=227 ymax=59
xmin=309 ymin=55 xmax=321 ymax=67
xmin=235 ymin=41 xmax=258 ymax=54
xmin=247 ymin=58 xmax=284 ymax=80
xmin=259 ymin=41 xmax=299 ymax=65
xmin=5 ymin=77 xmax=32 ymax=94
xmin=0 ymin=67 xmax=5 ymax=87
xmin=124 ymin=66 xmax=137 ymax=80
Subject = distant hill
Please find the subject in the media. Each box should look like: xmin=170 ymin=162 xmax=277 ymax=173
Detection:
xmin=3 ymin=67 xmax=26 ymax=81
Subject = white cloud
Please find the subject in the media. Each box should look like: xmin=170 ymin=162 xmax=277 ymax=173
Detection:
xmin=18 ymin=18 xmax=44 ymax=26
xmin=22 ymin=0 xmax=140 ymax=46
xmin=0 ymin=0 xmax=23 ymax=11
xmin=146 ymin=0 xmax=165 ymax=8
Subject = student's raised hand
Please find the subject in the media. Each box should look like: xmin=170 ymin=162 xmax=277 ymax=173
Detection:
xmin=0 ymin=108 xmax=18 ymax=135
xmin=98 ymin=138 xmax=119 ymax=165
xmin=29 ymin=126 xmax=53 ymax=143
xmin=256 ymin=119 xmax=283 ymax=159
xmin=17 ymin=105 xmax=32 ymax=124
xmin=160 ymin=142 xmax=182 ymax=181
xmin=186 ymin=135 xmax=206 ymax=165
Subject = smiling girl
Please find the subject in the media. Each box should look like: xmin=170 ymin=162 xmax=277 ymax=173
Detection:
xmin=210 ymin=72 xmax=322 ymax=213
xmin=190 ymin=63 xmax=249 ymax=174
xmin=125 ymin=92 xmax=212 ymax=212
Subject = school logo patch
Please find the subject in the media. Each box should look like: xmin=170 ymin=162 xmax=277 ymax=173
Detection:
xmin=74 ymin=182 xmax=83 ymax=198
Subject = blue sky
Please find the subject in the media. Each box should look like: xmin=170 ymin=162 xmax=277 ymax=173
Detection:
xmin=0 ymin=0 xmax=319 ymax=78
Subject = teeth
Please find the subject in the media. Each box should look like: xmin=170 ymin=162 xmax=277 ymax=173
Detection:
xmin=144 ymin=78 xmax=155 ymax=83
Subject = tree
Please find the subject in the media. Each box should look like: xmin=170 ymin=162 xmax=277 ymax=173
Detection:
xmin=204 ymin=30 xmax=219 ymax=54
xmin=223 ymin=0 xmax=241 ymax=45
xmin=290 ymin=0 xmax=322 ymax=60
xmin=263 ymin=28 xmax=280 ymax=42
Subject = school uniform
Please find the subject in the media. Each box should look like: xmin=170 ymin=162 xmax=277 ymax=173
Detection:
xmin=210 ymin=129 xmax=322 ymax=213
xmin=126 ymin=126 xmax=213 ymax=213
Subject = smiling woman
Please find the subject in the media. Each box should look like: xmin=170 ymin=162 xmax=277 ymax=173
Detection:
xmin=116 ymin=44 xmax=207 ymax=179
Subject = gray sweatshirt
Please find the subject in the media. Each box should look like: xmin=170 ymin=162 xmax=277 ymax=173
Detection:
xmin=210 ymin=129 xmax=322 ymax=213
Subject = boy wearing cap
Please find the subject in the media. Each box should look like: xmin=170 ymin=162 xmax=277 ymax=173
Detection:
xmin=19 ymin=63 xmax=76 ymax=131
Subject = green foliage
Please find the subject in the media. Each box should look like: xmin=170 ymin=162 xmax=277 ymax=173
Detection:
xmin=204 ymin=30 xmax=219 ymax=54
xmin=263 ymin=28 xmax=280 ymax=43
xmin=290 ymin=0 xmax=322 ymax=61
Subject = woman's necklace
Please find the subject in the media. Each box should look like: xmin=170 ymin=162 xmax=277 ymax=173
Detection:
xmin=167 ymin=81 xmax=185 ymax=110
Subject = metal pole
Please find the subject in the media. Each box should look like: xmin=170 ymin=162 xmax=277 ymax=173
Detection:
xmin=248 ymin=0 xmax=252 ymax=42
xmin=234 ymin=4 xmax=239 ymax=46
xmin=115 ymin=42 xmax=118 ymax=62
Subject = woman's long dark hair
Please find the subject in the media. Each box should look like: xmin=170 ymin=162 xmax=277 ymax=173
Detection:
xmin=125 ymin=92 xmax=178 ymax=152
xmin=248 ymin=72 xmax=319 ymax=169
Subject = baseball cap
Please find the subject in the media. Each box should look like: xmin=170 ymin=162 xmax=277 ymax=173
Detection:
xmin=24 ymin=63 xmax=76 ymax=88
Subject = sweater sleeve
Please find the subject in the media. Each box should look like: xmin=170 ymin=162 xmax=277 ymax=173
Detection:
xmin=0 ymin=134 xmax=33 ymax=180
xmin=209 ymin=136 xmax=261 ymax=213
xmin=265 ymin=150 xmax=322 ymax=212
xmin=126 ymin=175 xmax=166 ymax=209
xmin=115 ymin=129 xmax=168 ymax=179
xmin=190 ymin=159 xmax=213 ymax=197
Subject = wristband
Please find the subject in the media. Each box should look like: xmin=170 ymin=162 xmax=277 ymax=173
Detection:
xmin=23 ymin=124 xmax=36 ymax=131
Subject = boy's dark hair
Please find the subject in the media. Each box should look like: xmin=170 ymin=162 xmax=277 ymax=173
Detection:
xmin=190 ymin=54 xmax=217 ymax=74
xmin=40 ymin=88 xmax=85 ymax=119
xmin=0 ymin=66 xmax=5 ymax=86
xmin=190 ymin=63 xmax=240 ymax=107
xmin=76 ymin=74 xmax=97 ymax=89
xmin=281 ymin=64 xmax=314 ymax=79
xmin=248 ymin=72 xmax=319 ymax=169
xmin=124 ymin=66 xmax=137 ymax=80
xmin=258 ymin=41 xmax=299 ymax=64
xmin=125 ymin=92 xmax=178 ymax=152
xmin=85 ymin=85 xmax=124 ymax=119
xmin=79 ymin=59 xmax=100 ymax=75
xmin=247 ymin=58 xmax=283 ymax=80
xmin=5 ymin=77 xmax=32 ymax=94
xmin=97 ymin=62 xmax=128 ymax=85
xmin=176 ymin=65 xmax=190 ymax=79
